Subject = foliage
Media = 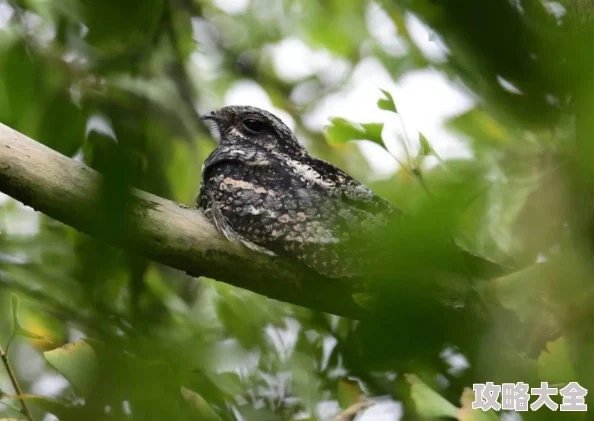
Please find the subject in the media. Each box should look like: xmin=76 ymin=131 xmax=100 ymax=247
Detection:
xmin=0 ymin=0 xmax=593 ymax=420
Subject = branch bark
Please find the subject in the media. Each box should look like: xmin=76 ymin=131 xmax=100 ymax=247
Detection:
xmin=0 ymin=122 xmax=363 ymax=318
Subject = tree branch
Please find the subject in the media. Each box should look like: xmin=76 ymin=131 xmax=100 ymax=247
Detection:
xmin=0 ymin=343 xmax=34 ymax=421
xmin=0 ymin=123 xmax=363 ymax=318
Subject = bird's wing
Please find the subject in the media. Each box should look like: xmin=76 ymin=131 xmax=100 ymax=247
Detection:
xmin=296 ymin=155 xmax=396 ymax=214
xmin=253 ymin=154 xmax=398 ymax=277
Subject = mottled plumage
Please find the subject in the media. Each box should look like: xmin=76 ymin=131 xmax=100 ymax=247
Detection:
xmin=197 ymin=105 xmax=395 ymax=278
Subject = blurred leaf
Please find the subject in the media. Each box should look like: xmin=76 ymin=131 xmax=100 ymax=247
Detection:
xmin=292 ymin=352 xmax=322 ymax=412
xmin=109 ymin=75 xmax=198 ymax=136
xmin=0 ymin=42 xmax=41 ymax=137
xmin=490 ymin=262 xmax=555 ymax=324
xmin=352 ymin=293 xmax=377 ymax=311
xmin=44 ymin=340 xmax=98 ymax=398
xmin=418 ymin=133 xmax=433 ymax=157
xmin=10 ymin=293 xmax=20 ymax=333
xmin=457 ymin=388 xmax=500 ymax=421
xmin=446 ymin=108 xmax=510 ymax=148
xmin=211 ymin=372 xmax=243 ymax=398
xmin=166 ymin=138 xmax=201 ymax=203
xmin=15 ymin=394 xmax=82 ymax=419
xmin=181 ymin=386 xmax=224 ymax=421
xmin=9 ymin=294 xmax=46 ymax=343
xmin=303 ymin=0 xmax=367 ymax=56
xmin=0 ymin=397 xmax=24 ymax=419
xmin=538 ymin=337 xmax=577 ymax=385
xmin=215 ymin=292 xmax=265 ymax=348
xmin=406 ymin=374 xmax=458 ymax=419
xmin=18 ymin=309 xmax=65 ymax=351
xmin=80 ymin=0 xmax=164 ymax=58
xmin=235 ymin=406 xmax=284 ymax=421
xmin=333 ymin=400 xmax=375 ymax=421
xmin=37 ymin=94 xmax=86 ymax=156
xmin=168 ymin=4 xmax=197 ymax=59
xmin=337 ymin=378 xmax=365 ymax=409
xmin=324 ymin=118 xmax=384 ymax=147
xmin=487 ymin=262 xmax=562 ymax=358
xmin=377 ymin=89 xmax=397 ymax=113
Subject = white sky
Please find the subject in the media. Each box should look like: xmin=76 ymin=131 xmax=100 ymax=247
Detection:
xmin=221 ymin=3 xmax=475 ymax=179
xmin=213 ymin=0 xmax=250 ymax=15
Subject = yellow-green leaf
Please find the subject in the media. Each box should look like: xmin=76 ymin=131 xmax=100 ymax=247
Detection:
xmin=181 ymin=386 xmax=223 ymax=421
xmin=337 ymin=378 xmax=365 ymax=409
xmin=10 ymin=294 xmax=46 ymax=343
xmin=458 ymin=388 xmax=500 ymax=421
xmin=538 ymin=337 xmax=577 ymax=385
xmin=406 ymin=374 xmax=457 ymax=419
xmin=12 ymin=394 xmax=81 ymax=420
xmin=44 ymin=340 xmax=98 ymax=397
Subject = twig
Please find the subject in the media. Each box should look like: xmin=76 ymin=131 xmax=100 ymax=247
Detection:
xmin=0 ymin=397 xmax=26 ymax=414
xmin=0 ymin=343 xmax=34 ymax=421
xmin=332 ymin=400 xmax=374 ymax=421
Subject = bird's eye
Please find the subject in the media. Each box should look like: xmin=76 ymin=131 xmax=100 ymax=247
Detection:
xmin=242 ymin=119 xmax=265 ymax=134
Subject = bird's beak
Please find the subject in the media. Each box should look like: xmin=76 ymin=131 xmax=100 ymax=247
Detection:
xmin=200 ymin=111 xmax=218 ymax=122
xmin=200 ymin=111 xmax=223 ymax=142
xmin=200 ymin=111 xmax=222 ymax=123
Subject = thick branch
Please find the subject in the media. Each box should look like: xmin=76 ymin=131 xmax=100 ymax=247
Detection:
xmin=0 ymin=123 xmax=363 ymax=318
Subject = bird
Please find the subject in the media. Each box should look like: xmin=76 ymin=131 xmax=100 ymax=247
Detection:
xmin=197 ymin=105 xmax=397 ymax=278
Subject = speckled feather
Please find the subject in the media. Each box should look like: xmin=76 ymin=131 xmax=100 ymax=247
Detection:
xmin=197 ymin=106 xmax=396 ymax=278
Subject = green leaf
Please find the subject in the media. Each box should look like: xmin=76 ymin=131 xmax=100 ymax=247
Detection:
xmin=291 ymin=352 xmax=322 ymax=412
xmin=458 ymin=388 xmax=500 ymax=421
xmin=337 ymin=378 xmax=365 ymax=409
xmin=166 ymin=138 xmax=201 ymax=203
xmin=37 ymin=93 xmax=86 ymax=157
xmin=324 ymin=117 xmax=384 ymax=147
xmin=10 ymin=294 xmax=46 ymax=343
xmin=81 ymin=0 xmax=164 ymax=57
xmin=10 ymin=293 xmax=19 ymax=333
xmin=419 ymin=133 xmax=433 ymax=157
xmin=44 ymin=340 xmax=98 ymax=397
xmin=445 ymin=108 xmax=510 ymax=147
xmin=538 ymin=337 xmax=577 ymax=385
xmin=352 ymin=293 xmax=377 ymax=311
xmin=490 ymin=261 xmax=557 ymax=327
xmin=406 ymin=374 xmax=458 ymax=419
xmin=181 ymin=387 xmax=223 ymax=421
xmin=0 ymin=42 xmax=41 ymax=135
xmin=377 ymin=89 xmax=398 ymax=113
xmin=16 ymin=394 xmax=82 ymax=420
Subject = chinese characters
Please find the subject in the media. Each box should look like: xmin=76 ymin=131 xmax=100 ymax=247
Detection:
xmin=472 ymin=382 xmax=587 ymax=412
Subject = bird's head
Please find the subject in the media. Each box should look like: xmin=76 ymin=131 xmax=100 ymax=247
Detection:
xmin=201 ymin=106 xmax=306 ymax=155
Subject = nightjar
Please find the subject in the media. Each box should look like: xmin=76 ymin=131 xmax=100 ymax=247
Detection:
xmin=197 ymin=105 xmax=396 ymax=278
